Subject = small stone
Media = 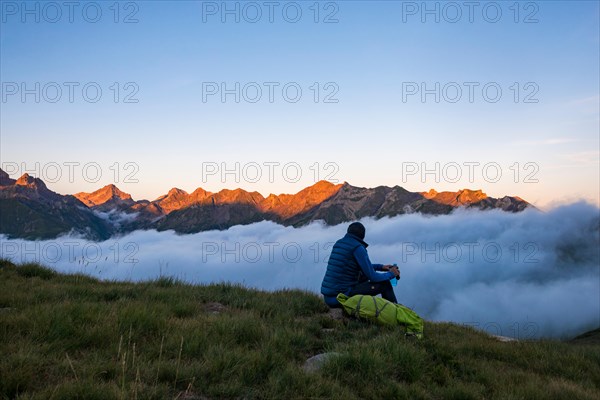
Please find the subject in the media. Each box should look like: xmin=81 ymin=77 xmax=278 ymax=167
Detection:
xmin=203 ymin=302 xmax=226 ymax=314
xmin=303 ymin=352 xmax=341 ymax=373
xmin=492 ymin=334 xmax=518 ymax=342
xmin=326 ymin=308 xmax=345 ymax=320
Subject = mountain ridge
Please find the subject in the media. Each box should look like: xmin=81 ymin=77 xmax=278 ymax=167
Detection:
xmin=74 ymin=184 xmax=135 ymax=211
xmin=0 ymin=172 xmax=112 ymax=240
xmin=0 ymin=168 xmax=531 ymax=240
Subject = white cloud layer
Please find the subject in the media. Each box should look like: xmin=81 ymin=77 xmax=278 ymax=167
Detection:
xmin=2 ymin=202 xmax=598 ymax=339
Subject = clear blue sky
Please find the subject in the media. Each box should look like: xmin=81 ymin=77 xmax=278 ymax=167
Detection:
xmin=1 ymin=0 xmax=598 ymax=208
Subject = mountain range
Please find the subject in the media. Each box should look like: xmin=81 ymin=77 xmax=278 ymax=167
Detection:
xmin=0 ymin=168 xmax=530 ymax=240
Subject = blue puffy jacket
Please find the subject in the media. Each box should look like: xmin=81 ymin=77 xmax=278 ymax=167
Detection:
xmin=321 ymin=233 xmax=394 ymax=306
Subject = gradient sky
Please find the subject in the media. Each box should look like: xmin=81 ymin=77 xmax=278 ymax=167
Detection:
xmin=1 ymin=0 xmax=598 ymax=208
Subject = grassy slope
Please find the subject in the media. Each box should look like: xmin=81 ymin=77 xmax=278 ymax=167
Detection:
xmin=1 ymin=260 xmax=599 ymax=400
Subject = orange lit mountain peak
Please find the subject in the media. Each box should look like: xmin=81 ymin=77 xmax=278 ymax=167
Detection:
xmin=419 ymin=188 xmax=489 ymax=207
xmin=260 ymin=180 xmax=343 ymax=218
xmin=74 ymin=184 xmax=133 ymax=208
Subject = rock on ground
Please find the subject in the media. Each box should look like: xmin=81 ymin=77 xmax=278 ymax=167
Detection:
xmin=203 ymin=302 xmax=226 ymax=314
xmin=303 ymin=352 xmax=341 ymax=373
xmin=492 ymin=334 xmax=518 ymax=342
xmin=326 ymin=308 xmax=345 ymax=320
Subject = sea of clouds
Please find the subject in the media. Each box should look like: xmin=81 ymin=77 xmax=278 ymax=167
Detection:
xmin=1 ymin=202 xmax=598 ymax=340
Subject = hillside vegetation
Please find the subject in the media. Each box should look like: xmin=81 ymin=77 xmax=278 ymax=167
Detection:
xmin=1 ymin=260 xmax=599 ymax=399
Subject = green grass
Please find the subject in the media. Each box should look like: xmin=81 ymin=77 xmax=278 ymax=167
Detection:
xmin=1 ymin=259 xmax=599 ymax=399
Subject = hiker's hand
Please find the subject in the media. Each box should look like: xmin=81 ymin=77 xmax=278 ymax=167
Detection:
xmin=382 ymin=264 xmax=394 ymax=271
xmin=390 ymin=266 xmax=400 ymax=278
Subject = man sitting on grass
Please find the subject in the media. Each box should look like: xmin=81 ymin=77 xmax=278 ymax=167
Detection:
xmin=321 ymin=222 xmax=400 ymax=308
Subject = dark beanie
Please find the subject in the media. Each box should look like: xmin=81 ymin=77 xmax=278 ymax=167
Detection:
xmin=347 ymin=222 xmax=366 ymax=240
